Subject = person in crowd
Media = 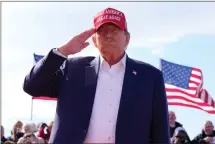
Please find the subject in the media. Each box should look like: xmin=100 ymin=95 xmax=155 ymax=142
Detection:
xmin=171 ymin=127 xmax=191 ymax=144
xmin=37 ymin=123 xmax=48 ymax=142
xmin=46 ymin=121 xmax=53 ymax=142
xmin=37 ymin=121 xmax=53 ymax=144
xmin=169 ymin=111 xmax=191 ymax=142
xmin=191 ymin=120 xmax=215 ymax=144
xmin=3 ymin=141 xmax=15 ymax=144
xmin=7 ymin=121 xmax=24 ymax=142
xmin=1 ymin=125 xmax=8 ymax=143
xmin=17 ymin=122 xmax=44 ymax=144
xmin=23 ymin=7 xmax=170 ymax=144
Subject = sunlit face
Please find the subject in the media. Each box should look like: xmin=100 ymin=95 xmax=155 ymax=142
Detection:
xmin=16 ymin=121 xmax=23 ymax=129
xmin=93 ymin=23 xmax=130 ymax=56
xmin=14 ymin=121 xmax=23 ymax=133
xmin=169 ymin=111 xmax=176 ymax=124
xmin=204 ymin=121 xmax=214 ymax=135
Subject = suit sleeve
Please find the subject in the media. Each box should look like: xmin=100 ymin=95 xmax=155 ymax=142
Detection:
xmin=150 ymin=70 xmax=170 ymax=144
xmin=23 ymin=49 xmax=68 ymax=98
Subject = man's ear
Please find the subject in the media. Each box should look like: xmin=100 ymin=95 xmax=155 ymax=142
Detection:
xmin=125 ymin=34 xmax=130 ymax=46
xmin=92 ymin=34 xmax=98 ymax=47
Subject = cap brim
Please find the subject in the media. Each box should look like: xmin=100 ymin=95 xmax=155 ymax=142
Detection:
xmin=95 ymin=21 xmax=122 ymax=30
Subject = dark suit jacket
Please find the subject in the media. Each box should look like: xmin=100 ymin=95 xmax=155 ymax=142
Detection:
xmin=23 ymin=49 xmax=170 ymax=144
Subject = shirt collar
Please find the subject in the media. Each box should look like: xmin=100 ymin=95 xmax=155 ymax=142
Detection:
xmin=99 ymin=53 xmax=127 ymax=70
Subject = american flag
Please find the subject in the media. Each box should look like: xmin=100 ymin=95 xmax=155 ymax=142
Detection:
xmin=161 ymin=59 xmax=215 ymax=114
xmin=32 ymin=54 xmax=57 ymax=101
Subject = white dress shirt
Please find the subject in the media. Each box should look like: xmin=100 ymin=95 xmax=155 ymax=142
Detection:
xmin=53 ymin=49 xmax=126 ymax=143
xmin=83 ymin=54 xmax=126 ymax=143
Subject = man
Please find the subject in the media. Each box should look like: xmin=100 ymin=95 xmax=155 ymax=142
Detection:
xmin=192 ymin=121 xmax=215 ymax=144
xmin=23 ymin=7 xmax=170 ymax=144
xmin=17 ymin=122 xmax=45 ymax=144
xmin=169 ymin=111 xmax=190 ymax=141
xmin=172 ymin=127 xmax=191 ymax=144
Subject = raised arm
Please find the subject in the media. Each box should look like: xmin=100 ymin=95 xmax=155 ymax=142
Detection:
xmin=23 ymin=49 xmax=67 ymax=98
xmin=23 ymin=28 xmax=96 ymax=98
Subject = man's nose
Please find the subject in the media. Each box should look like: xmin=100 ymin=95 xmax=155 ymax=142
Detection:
xmin=105 ymin=31 xmax=113 ymax=38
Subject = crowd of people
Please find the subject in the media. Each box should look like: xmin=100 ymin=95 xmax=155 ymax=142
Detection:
xmin=1 ymin=121 xmax=53 ymax=144
xmin=169 ymin=111 xmax=215 ymax=144
xmin=1 ymin=111 xmax=215 ymax=144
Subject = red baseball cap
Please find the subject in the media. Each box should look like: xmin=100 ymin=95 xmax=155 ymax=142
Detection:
xmin=94 ymin=7 xmax=128 ymax=31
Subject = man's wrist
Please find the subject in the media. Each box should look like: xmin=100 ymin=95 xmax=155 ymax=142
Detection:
xmin=57 ymin=47 xmax=68 ymax=56
xmin=53 ymin=48 xmax=67 ymax=58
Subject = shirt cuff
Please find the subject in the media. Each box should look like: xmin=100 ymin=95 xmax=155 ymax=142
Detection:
xmin=52 ymin=48 xmax=67 ymax=58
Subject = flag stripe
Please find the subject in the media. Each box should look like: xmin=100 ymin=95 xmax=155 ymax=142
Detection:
xmin=191 ymin=70 xmax=201 ymax=76
xmin=189 ymin=87 xmax=198 ymax=90
xmin=32 ymin=96 xmax=57 ymax=101
xmin=165 ymin=84 xmax=196 ymax=95
xmin=212 ymin=100 xmax=215 ymax=108
xmin=191 ymin=74 xmax=201 ymax=80
xmin=166 ymin=89 xmax=196 ymax=97
xmin=167 ymin=96 xmax=209 ymax=106
xmin=190 ymin=77 xmax=201 ymax=83
xmin=192 ymin=68 xmax=202 ymax=73
xmin=189 ymin=80 xmax=200 ymax=87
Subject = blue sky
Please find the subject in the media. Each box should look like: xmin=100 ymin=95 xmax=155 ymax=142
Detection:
xmin=2 ymin=2 xmax=215 ymax=139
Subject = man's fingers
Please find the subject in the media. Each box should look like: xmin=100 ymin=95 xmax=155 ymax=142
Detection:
xmin=80 ymin=42 xmax=90 ymax=49
xmin=78 ymin=28 xmax=96 ymax=42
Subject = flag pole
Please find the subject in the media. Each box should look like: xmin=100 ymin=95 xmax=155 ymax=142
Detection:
xmin=30 ymin=53 xmax=35 ymax=121
xmin=30 ymin=98 xmax=33 ymax=120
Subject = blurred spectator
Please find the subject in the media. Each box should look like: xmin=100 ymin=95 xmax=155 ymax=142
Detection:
xmin=172 ymin=127 xmax=191 ymax=144
xmin=3 ymin=141 xmax=15 ymax=144
xmin=46 ymin=121 xmax=53 ymax=141
xmin=38 ymin=121 xmax=53 ymax=144
xmin=1 ymin=125 xmax=8 ymax=143
xmin=7 ymin=121 xmax=24 ymax=142
xmin=169 ymin=111 xmax=191 ymax=142
xmin=38 ymin=123 xmax=48 ymax=142
xmin=17 ymin=122 xmax=44 ymax=144
xmin=191 ymin=120 xmax=215 ymax=144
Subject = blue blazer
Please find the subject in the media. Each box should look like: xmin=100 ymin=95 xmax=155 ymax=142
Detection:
xmin=23 ymin=49 xmax=170 ymax=144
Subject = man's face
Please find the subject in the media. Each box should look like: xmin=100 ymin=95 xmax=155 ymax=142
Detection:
xmin=93 ymin=23 xmax=130 ymax=55
xmin=204 ymin=121 xmax=214 ymax=135
xmin=169 ymin=111 xmax=176 ymax=124
xmin=16 ymin=122 xmax=23 ymax=129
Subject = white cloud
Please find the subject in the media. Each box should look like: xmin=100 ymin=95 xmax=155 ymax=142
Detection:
xmin=151 ymin=49 xmax=162 ymax=55
xmin=130 ymin=35 xmax=182 ymax=48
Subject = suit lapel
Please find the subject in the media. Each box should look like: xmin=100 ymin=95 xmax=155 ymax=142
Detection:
xmin=83 ymin=56 xmax=100 ymax=126
xmin=115 ymin=56 xmax=138 ymax=136
xmin=84 ymin=56 xmax=100 ymax=87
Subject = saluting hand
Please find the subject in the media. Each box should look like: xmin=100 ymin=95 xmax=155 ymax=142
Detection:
xmin=58 ymin=28 xmax=96 ymax=56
